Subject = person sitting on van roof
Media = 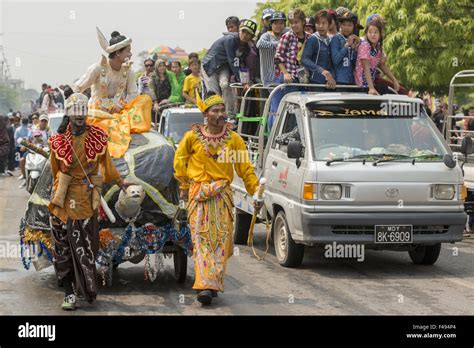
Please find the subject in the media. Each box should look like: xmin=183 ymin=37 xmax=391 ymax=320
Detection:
xmin=225 ymin=16 xmax=240 ymax=33
xmin=257 ymin=12 xmax=287 ymax=87
xmin=330 ymin=11 xmax=359 ymax=85
xmin=327 ymin=9 xmax=339 ymax=38
xmin=201 ymin=19 xmax=257 ymax=115
xmin=270 ymin=9 xmax=310 ymax=131
xmin=301 ymin=10 xmax=336 ymax=89
xmin=336 ymin=7 xmax=364 ymax=36
xmin=257 ymin=7 xmax=276 ymax=41
xmin=304 ymin=16 xmax=316 ymax=34
xmin=354 ymin=18 xmax=399 ymax=95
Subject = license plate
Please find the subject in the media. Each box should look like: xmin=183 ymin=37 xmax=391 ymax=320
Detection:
xmin=374 ymin=225 xmax=413 ymax=244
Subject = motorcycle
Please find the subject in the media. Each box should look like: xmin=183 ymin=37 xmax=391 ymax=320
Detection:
xmin=25 ymin=151 xmax=47 ymax=194
xmin=17 ymin=136 xmax=49 ymax=194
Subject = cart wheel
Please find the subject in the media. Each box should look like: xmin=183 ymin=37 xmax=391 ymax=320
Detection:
xmin=173 ymin=247 xmax=187 ymax=283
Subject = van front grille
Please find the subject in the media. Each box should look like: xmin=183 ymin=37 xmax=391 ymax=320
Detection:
xmin=344 ymin=186 xmax=351 ymax=198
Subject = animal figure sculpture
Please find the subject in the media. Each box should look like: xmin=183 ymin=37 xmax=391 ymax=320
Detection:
xmin=115 ymin=185 xmax=146 ymax=221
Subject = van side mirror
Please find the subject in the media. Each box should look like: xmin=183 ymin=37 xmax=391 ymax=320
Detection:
xmin=287 ymin=141 xmax=302 ymax=159
xmin=461 ymin=136 xmax=473 ymax=156
xmin=443 ymin=154 xmax=456 ymax=169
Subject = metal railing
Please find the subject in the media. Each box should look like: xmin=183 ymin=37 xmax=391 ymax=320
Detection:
xmin=230 ymin=82 xmax=375 ymax=171
xmin=444 ymin=70 xmax=474 ymax=150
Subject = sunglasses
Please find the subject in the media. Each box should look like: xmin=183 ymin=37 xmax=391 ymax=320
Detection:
xmin=145 ymin=64 xmax=154 ymax=67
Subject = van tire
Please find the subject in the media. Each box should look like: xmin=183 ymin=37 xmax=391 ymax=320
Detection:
xmin=273 ymin=211 xmax=304 ymax=267
xmin=408 ymin=243 xmax=442 ymax=265
xmin=234 ymin=208 xmax=252 ymax=245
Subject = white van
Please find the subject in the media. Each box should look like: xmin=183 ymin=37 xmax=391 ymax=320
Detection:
xmin=232 ymin=85 xmax=466 ymax=267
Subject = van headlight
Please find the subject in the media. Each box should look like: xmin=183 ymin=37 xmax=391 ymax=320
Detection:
xmin=434 ymin=184 xmax=455 ymax=200
xmin=460 ymin=184 xmax=467 ymax=201
xmin=321 ymin=184 xmax=342 ymax=200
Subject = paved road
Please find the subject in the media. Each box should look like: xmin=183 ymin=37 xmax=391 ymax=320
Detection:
xmin=0 ymin=172 xmax=473 ymax=315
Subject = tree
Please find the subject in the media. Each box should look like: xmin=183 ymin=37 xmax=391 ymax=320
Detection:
xmin=254 ymin=0 xmax=353 ymax=21
xmin=253 ymin=0 xmax=474 ymax=94
xmin=356 ymin=0 xmax=473 ymax=95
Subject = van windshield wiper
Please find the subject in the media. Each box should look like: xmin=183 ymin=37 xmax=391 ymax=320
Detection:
xmin=326 ymin=153 xmax=382 ymax=166
xmin=373 ymin=153 xmax=443 ymax=166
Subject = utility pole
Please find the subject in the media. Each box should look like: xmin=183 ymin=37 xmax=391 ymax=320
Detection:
xmin=0 ymin=44 xmax=11 ymax=82
xmin=0 ymin=0 xmax=8 ymax=82
xmin=0 ymin=46 xmax=3 ymax=81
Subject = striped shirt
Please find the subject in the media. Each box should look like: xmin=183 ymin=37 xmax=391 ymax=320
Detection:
xmin=257 ymin=31 xmax=281 ymax=86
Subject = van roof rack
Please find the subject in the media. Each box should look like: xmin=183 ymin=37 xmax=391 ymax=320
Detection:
xmin=443 ymin=70 xmax=474 ymax=152
xmin=230 ymin=82 xmax=393 ymax=171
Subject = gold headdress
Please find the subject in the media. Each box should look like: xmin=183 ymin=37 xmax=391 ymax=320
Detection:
xmin=196 ymin=93 xmax=225 ymax=113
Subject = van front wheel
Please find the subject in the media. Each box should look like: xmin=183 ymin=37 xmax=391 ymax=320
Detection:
xmin=408 ymin=243 xmax=441 ymax=265
xmin=273 ymin=211 xmax=304 ymax=267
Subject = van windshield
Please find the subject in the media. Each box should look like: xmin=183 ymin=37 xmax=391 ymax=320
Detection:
xmin=307 ymin=100 xmax=449 ymax=161
xmin=164 ymin=111 xmax=203 ymax=143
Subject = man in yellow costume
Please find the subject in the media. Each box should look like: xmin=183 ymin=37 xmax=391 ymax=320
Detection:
xmin=174 ymin=91 xmax=262 ymax=305
xmin=72 ymin=28 xmax=152 ymax=158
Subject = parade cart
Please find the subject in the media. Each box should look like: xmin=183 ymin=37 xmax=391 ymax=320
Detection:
xmin=18 ymin=130 xmax=192 ymax=285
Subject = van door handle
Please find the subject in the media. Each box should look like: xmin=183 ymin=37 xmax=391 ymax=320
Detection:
xmin=272 ymin=161 xmax=278 ymax=167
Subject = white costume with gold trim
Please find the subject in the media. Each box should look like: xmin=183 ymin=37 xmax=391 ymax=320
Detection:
xmin=71 ymin=27 xmax=152 ymax=158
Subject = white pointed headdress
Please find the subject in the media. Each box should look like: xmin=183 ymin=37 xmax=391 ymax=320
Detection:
xmin=96 ymin=27 xmax=132 ymax=54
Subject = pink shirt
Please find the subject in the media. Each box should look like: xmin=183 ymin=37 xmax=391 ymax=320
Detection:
xmin=354 ymin=39 xmax=382 ymax=88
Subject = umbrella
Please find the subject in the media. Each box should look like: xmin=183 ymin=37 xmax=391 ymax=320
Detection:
xmin=148 ymin=46 xmax=176 ymax=55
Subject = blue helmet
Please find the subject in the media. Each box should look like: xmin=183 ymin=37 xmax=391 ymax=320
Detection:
xmin=270 ymin=12 xmax=286 ymax=23
xmin=262 ymin=7 xmax=276 ymax=19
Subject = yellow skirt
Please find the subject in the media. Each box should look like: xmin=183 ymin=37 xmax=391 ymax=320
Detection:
xmin=188 ymin=180 xmax=234 ymax=292
xmin=88 ymin=95 xmax=152 ymax=158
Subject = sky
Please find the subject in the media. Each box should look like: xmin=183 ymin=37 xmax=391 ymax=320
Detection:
xmin=0 ymin=0 xmax=265 ymax=91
